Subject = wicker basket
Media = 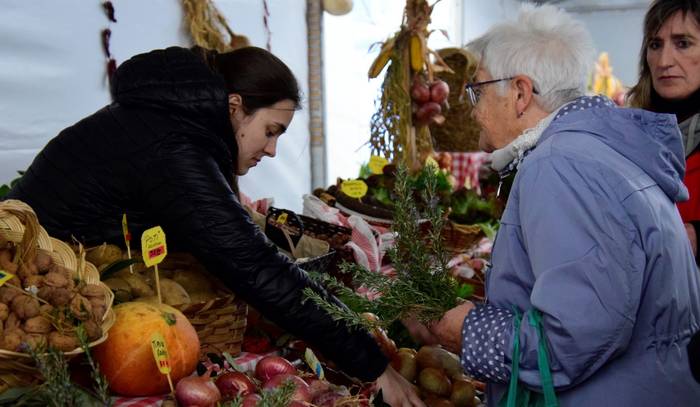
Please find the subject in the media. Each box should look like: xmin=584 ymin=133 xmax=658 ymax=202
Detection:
xmin=420 ymin=219 xmax=485 ymax=254
xmin=266 ymin=207 xmax=352 ymax=250
xmin=152 ymin=253 xmax=248 ymax=358
xmin=430 ymin=48 xmax=482 ymax=152
xmin=0 ymin=200 xmax=115 ymax=393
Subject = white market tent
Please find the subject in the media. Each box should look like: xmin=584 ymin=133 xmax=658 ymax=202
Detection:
xmin=0 ymin=0 xmax=647 ymax=212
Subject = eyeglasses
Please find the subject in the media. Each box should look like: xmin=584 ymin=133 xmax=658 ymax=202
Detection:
xmin=464 ymin=77 xmax=539 ymax=106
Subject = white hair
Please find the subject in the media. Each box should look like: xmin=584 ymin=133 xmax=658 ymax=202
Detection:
xmin=467 ymin=4 xmax=595 ymax=112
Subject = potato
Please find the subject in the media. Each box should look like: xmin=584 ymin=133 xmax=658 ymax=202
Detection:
xmin=24 ymin=315 xmax=53 ymax=334
xmin=48 ymin=331 xmax=79 ymax=352
xmin=172 ymin=269 xmax=213 ymax=294
xmin=0 ymin=303 xmax=8 ymax=321
xmin=70 ymin=295 xmax=93 ymax=321
xmin=122 ymin=273 xmax=154 ymax=297
xmin=188 ymin=291 xmax=219 ymax=304
xmin=11 ymin=295 xmax=40 ymax=319
xmin=86 ymin=244 xmax=123 ymax=267
xmin=135 ymin=296 xmax=160 ymax=304
xmin=104 ymin=277 xmax=132 ymax=303
xmin=159 ymin=278 xmax=191 ymax=306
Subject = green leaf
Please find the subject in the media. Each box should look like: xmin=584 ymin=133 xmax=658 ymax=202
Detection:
xmin=0 ymin=185 xmax=10 ymax=198
xmin=99 ymin=258 xmax=142 ymax=280
xmin=223 ymin=352 xmax=247 ymax=373
xmin=456 ymin=283 xmax=474 ymax=299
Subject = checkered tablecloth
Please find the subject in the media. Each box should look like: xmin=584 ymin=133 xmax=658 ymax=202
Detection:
xmin=112 ymin=351 xmax=277 ymax=407
xmin=450 ymin=152 xmax=490 ymax=193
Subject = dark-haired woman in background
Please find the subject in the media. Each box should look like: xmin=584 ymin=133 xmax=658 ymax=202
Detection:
xmin=6 ymin=46 xmax=423 ymax=406
xmin=628 ymin=0 xmax=700 ymax=384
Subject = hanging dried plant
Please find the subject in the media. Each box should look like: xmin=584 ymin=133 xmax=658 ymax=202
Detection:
xmin=181 ymin=0 xmax=250 ymax=52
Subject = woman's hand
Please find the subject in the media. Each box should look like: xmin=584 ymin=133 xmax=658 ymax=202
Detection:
xmin=427 ymin=301 xmax=475 ymax=354
xmin=376 ymin=365 xmax=425 ymax=407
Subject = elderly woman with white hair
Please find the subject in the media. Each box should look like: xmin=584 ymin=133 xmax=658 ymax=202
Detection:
xmin=419 ymin=4 xmax=700 ymax=406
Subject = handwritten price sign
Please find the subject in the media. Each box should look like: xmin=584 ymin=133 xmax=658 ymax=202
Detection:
xmin=141 ymin=226 xmax=168 ymax=268
xmin=151 ymin=332 xmax=171 ymax=375
xmin=341 ymin=180 xmax=368 ymax=199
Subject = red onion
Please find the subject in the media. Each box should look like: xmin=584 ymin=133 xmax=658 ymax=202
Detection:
xmin=255 ymin=356 xmax=297 ymax=383
xmin=175 ymin=371 xmax=221 ymax=407
xmin=215 ymin=371 xmax=256 ymax=400
xmin=262 ymin=374 xmax=311 ymax=402
xmin=242 ymin=393 xmax=262 ymax=407
xmin=430 ymin=80 xmax=450 ymax=104
xmin=411 ymin=81 xmax=431 ymax=103
xmin=415 ymin=102 xmax=442 ymax=124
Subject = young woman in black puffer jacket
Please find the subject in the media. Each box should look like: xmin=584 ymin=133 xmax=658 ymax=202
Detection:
xmin=6 ymin=46 xmax=423 ymax=407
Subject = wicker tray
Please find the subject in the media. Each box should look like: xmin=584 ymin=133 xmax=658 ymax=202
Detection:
xmin=0 ymin=200 xmax=115 ymax=393
xmin=152 ymin=253 xmax=248 ymax=358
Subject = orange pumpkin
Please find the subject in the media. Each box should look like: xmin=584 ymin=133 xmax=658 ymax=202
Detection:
xmin=94 ymin=301 xmax=200 ymax=396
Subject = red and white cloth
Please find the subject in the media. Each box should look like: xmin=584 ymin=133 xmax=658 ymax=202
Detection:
xmin=345 ymin=215 xmax=394 ymax=273
xmin=112 ymin=351 xmax=277 ymax=407
xmin=450 ymin=152 xmax=490 ymax=193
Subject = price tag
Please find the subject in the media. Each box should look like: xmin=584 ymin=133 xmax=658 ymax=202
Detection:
xmin=341 ymin=180 xmax=368 ymax=199
xmin=277 ymin=213 xmax=288 ymax=224
xmin=150 ymin=332 xmax=171 ymax=374
xmin=304 ymin=348 xmax=325 ymax=380
xmin=141 ymin=226 xmax=168 ymax=268
xmin=425 ymin=156 xmax=440 ymax=173
xmin=368 ymin=155 xmax=389 ymax=175
xmin=122 ymin=214 xmax=131 ymax=244
xmin=0 ymin=270 xmax=15 ymax=287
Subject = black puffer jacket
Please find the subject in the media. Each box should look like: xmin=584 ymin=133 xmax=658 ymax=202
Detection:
xmin=7 ymin=47 xmax=388 ymax=381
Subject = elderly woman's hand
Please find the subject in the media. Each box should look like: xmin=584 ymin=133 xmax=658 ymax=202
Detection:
xmin=427 ymin=301 xmax=475 ymax=354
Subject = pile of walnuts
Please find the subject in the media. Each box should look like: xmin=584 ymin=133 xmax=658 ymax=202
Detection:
xmin=0 ymin=242 xmax=107 ymax=353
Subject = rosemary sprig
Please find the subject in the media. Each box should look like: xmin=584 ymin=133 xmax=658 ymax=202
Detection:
xmin=305 ymin=164 xmax=461 ymax=330
xmin=76 ymin=324 xmax=111 ymax=406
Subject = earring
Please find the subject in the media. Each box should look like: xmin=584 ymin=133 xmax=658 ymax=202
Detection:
xmin=518 ymin=111 xmax=524 ymax=118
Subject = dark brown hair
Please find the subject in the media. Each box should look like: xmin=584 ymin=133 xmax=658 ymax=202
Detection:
xmin=197 ymin=46 xmax=301 ymax=197
xmin=628 ymin=0 xmax=700 ymax=109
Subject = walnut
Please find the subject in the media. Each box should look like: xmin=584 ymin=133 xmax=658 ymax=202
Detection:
xmin=11 ymin=295 xmax=40 ymax=319
xmin=34 ymin=252 xmax=53 ymax=273
xmin=24 ymin=315 xmax=53 ymax=334
xmin=25 ymin=333 xmax=48 ymax=350
xmin=49 ymin=288 xmax=72 ymax=307
xmin=2 ymin=329 xmax=24 ymax=351
xmin=0 ymin=286 xmax=20 ymax=304
xmin=44 ymin=271 xmax=69 ymax=289
xmin=48 ymin=331 xmax=78 ymax=352
xmin=83 ymin=319 xmax=102 ymax=341
xmin=22 ymin=275 xmax=45 ymax=290
xmin=69 ymin=295 xmax=93 ymax=321
xmin=79 ymin=284 xmax=103 ymax=299
xmin=0 ymin=302 xmax=8 ymax=321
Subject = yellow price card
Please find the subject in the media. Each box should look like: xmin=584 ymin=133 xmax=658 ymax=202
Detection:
xmin=151 ymin=332 xmax=172 ymax=374
xmin=141 ymin=226 xmax=168 ymax=268
xmin=368 ymin=155 xmax=389 ymax=175
xmin=277 ymin=213 xmax=288 ymax=224
xmin=341 ymin=180 xmax=368 ymax=199
xmin=0 ymin=270 xmax=15 ymax=287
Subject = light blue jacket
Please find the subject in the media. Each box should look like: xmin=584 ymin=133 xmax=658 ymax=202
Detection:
xmin=462 ymin=105 xmax=700 ymax=406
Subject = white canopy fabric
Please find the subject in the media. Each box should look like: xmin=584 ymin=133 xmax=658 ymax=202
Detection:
xmin=0 ymin=0 xmax=310 ymax=212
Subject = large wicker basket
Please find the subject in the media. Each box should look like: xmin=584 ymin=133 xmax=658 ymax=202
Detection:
xmin=153 ymin=253 xmax=248 ymax=358
xmin=430 ymin=48 xmax=481 ymax=152
xmin=0 ymin=200 xmax=115 ymax=393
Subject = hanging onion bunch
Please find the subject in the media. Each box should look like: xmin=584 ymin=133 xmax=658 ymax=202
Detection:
xmin=368 ymin=0 xmax=453 ymax=170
